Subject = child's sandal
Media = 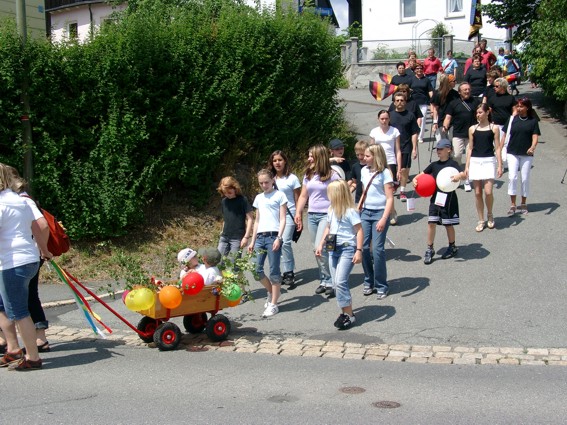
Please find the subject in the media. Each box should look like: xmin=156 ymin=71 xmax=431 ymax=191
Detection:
xmin=475 ymin=221 xmax=485 ymax=232
xmin=486 ymin=214 xmax=495 ymax=229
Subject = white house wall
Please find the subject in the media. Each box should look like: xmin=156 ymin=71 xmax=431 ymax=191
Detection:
xmin=361 ymin=0 xmax=507 ymax=57
xmin=50 ymin=2 xmax=126 ymax=43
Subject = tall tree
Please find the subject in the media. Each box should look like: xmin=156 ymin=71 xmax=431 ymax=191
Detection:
xmin=482 ymin=0 xmax=541 ymax=42
xmin=523 ymin=0 xmax=567 ymax=101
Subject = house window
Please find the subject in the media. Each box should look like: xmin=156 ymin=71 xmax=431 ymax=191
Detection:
xmin=68 ymin=22 xmax=78 ymax=40
xmin=447 ymin=0 xmax=463 ymax=14
xmin=401 ymin=0 xmax=416 ymax=19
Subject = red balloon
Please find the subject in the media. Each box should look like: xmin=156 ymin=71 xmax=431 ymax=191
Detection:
xmin=415 ymin=174 xmax=436 ymax=198
xmin=182 ymin=273 xmax=205 ymax=295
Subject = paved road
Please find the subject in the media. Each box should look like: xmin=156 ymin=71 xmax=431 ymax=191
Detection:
xmin=2 ymin=344 xmax=567 ymax=424
xmin=43 ymin=86 xmax=567 ymax=352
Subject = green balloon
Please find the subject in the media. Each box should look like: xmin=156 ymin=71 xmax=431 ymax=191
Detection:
xmin=225 ymin=284 xmax=242 ymax=301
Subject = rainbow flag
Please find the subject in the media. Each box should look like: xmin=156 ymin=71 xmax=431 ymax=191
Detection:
xmin=369 ymin=79 xmax=397 ymax=102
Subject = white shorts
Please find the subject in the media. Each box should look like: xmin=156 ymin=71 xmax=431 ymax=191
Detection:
xmin=469 ymin=156 xmax=496 ymax=181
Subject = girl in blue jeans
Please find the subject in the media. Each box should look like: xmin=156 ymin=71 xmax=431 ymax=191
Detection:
xmin=316 ymin=180 xmax=363 ymax=330
xmin=295 ymin=144 xmax=341 ymax=296
xmin=248 ymin=169 xmax=287 ymax=318
xmin=358 ymin=144 xmax=394 ymax=299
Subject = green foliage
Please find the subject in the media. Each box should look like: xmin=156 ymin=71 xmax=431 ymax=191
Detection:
xmin=483 ymin=0 xmax=541 ymax=43
xmin=372 ymin=44 xmax=407 ymax=60
xmin=522 ymin=0 xmax=567 ymax=101
xmin=0 ymin=0 xmax=346 ymax=239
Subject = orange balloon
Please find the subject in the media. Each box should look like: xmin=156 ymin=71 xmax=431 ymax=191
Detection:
xmin=159 ymin=285 xmax=183 ymax=309
xmin=226 ymin=297 xmax=242 ymax=307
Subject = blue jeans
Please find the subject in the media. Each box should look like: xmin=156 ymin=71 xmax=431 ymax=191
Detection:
xmin=253 ymin=234 xmax=282 ymax=283
xmin=427 ymin=74 xmax=437 ymax=89
xmin=280 ymin=216 xmax=296 ymax=274
xmin=218 ymin=235 xmax=242 ymax=257
xmin=0 ymin=261 xmax=40 ymax=321
xmin=328 ymin=245 xmax=355 ymax=308
xmin=360 ymin=208 xmax=389 ymax=293
xmin=307 ymin=212 xmax=332 ymax=287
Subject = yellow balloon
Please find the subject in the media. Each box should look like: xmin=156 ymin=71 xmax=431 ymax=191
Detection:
xmin=134 ymin=288 xmax=155 ymax=310
xmin=125 ymin=289 xmax=140 ymax=311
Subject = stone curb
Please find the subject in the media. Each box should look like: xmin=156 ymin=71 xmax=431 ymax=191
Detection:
xmin=45 ymin=325 xmax=567 ymax=366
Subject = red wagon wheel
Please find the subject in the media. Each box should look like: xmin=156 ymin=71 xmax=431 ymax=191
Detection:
xmin=153 ymin=322 xmax=182 ymax=351
xmin=183 ymin=313 xmax=208 ymax=334
xmin=205 ymin=314 xmax=231 ymax=342
xmin=137 ymin=316 xmax=162 ymax=343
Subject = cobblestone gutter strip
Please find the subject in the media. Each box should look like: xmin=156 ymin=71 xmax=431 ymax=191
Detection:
xmin=45 ymin=326 xmax=567 ymax=366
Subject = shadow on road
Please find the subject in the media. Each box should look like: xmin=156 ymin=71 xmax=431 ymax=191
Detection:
xmin=452 ymin=243 xmax=490 ymax=261
xmin=354 ymin=304 xmax=396 ymax=324
xmin=390 ymin=276 xmax=430 ymax=297
xmin=41 ymin=339 xmax=126 ymax=369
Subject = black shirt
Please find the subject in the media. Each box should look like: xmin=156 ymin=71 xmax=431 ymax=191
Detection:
xmin=390 ymin=109 xmax=420 ymax=152
xmin=471 ymin=127 xmax=496 ymax=157
xmin=464 ymin=66 xmax=487 ymax=97
xmin=445 ymin=97 xmax=482 ymax=138
xmin=351 ymin=161 xmax=365 ymax=203
xmin=487 ymin=93 xmax=516 ymax=125
xmin=410 ymin=76 xmax=433 ymax=105
xmin=392 ymin=73 xmax=412 ymax=87
xmin=388 ymin=99 xmax=423 ymax=119
xmin=431 ymin=89 xmax=460 ymax=125
xmin=221 ymin=195 xmax=252 ymax=239
xmin=504 ymin=116 xmax=541 ymax=155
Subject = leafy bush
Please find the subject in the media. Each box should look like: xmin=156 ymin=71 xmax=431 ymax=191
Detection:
xmin=0 ymin=0 xmax=346 ymax=238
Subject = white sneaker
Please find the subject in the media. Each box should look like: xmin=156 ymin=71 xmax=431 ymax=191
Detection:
xmin=262 ymin=303 xmax=279 ymax=317
xmin=464 ymin=181 xmax=472 ymax=192
xmin=418 ymin=138 xmax=424 ymax=144
xmin=264 ymin=293 xmax=272 ymax=308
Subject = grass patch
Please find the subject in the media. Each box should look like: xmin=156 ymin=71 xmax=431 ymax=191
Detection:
xmin=43 ymin=192 xmax=224 ymax=285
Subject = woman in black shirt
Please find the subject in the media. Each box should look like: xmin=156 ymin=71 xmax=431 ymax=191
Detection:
xmin=500 ymin=98 xmax=541 ymax=216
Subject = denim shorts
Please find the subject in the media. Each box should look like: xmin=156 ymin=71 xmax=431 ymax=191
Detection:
xmin=0 ymin=262 xmax=40 ymax=321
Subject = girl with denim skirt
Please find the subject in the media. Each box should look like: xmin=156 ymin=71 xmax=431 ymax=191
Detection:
xmin=295 ymin=144 xmax=341 ymax=297
xmin=358 ymin=144 xmax=395 ymax=300
xmin=248 ymin=169 xmax=287 ymax=317
xmin=315 ymin=180 xmax=363 ymax=330
xmin=268 ymin=150 xmax=301 ymax=289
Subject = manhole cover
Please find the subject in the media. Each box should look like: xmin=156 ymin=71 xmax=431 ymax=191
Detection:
xmin=372 ymin=401 xmax=401 ymax=409
xmin=339 ymin=386 xmax=366 ymax=394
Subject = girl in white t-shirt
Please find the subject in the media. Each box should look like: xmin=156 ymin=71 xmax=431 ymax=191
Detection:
xmin=268 ymin=150 xmax=301 ymax=289
xmin=315 ymin=180 xmax=363 ymax=330
xmin=370 ymin=110 xmax=402 ymax=225
xmin=358 ymin=145 xmax=394 ymax=300
xmin=248 ymin=169 xmax=287 ymax=317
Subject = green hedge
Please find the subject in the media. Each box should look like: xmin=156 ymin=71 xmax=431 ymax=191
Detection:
xmin=0 ymin=0 xmax=346 ymax=238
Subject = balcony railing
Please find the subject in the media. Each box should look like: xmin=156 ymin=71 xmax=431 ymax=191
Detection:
xmin=45 ymin=0 xmax=105 ymax=12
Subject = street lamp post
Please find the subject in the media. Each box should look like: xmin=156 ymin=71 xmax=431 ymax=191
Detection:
xmin=16 ymin=0 xmax=34 ymax=188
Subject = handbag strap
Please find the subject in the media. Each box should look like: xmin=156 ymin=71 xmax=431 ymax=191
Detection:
xmin=357 ymin=170 xmax=380 ymax=211
xmin=273 ymin=181 xmax=295 ymax=221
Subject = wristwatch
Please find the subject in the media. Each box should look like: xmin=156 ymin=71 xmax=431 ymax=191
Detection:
xmin=277 ymin=236 xmax=283 ymax=242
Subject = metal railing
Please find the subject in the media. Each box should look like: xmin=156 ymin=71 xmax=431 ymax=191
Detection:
xmin=45 ymin=0 xmax=104 ymax=12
